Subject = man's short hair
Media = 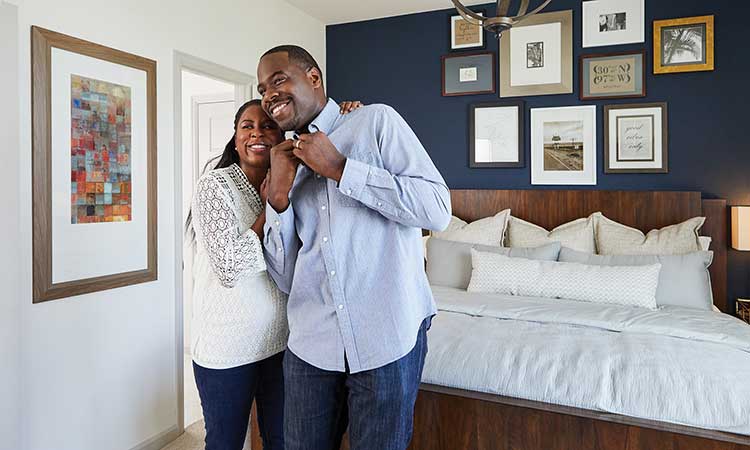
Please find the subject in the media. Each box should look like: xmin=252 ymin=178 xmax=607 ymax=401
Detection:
xmin=262 ymin=45 xmax=323 ymax=79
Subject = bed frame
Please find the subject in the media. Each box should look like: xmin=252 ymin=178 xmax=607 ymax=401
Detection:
xmin=250 ymin=190 xmax=747 ymax=450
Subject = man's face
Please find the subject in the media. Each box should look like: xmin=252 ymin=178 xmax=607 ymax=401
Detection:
xmin=257 ymin=52 xmax=322 ymax=132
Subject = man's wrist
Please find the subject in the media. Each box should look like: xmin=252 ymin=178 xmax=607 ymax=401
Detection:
xmin=330 ymin=157 xmax=347 ymax=183
xmin=268 ymin=194 xmax=290 ymax=213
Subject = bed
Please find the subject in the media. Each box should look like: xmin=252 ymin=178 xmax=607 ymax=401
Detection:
xmin=250 ymin=190 xmax=750 ymax=450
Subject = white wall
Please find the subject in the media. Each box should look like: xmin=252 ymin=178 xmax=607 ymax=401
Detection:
xmin=0 ymin=2 xmax=21 ymax=450
xmin=13 ymin=1 xmax=325 ymax=449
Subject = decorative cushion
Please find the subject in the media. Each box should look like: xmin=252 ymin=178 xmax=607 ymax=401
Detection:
xmin=559 ymin=247 xmax=714 ymax=311
xmin=431 ymin=209 xmax=510 ymax=246
xmin=595 ymin=214 xmax=704 ymax=255
xmin=426 ymin=238 xmax=561 ymax=289
xmin=699 ymin=236 xmax=712 ymax=251
xmin=505 ymin=213 xmax=600 ymax=253
xmin=467 ymin=249 xmax=661 ymax=309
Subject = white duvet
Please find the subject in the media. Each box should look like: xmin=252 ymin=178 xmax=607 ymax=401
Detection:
xmin=422 ymin=285 xmax=750 ymax=435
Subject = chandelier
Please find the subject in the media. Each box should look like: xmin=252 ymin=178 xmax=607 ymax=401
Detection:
xmin=451 ymin=0 xmax=553 ymax=39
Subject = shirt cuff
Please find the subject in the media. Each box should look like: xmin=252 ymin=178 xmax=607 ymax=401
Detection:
xmin=338 ymin=158 xmax=370 ymax=201
xmin=264 ymin=203 xmax=295 ymax=267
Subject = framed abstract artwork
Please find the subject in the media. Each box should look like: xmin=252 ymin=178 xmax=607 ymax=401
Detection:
xmin=499 ymin=10 xmax=573 ymax=98
xmin=530 ymin=105 xmax=597 ymax=185
xmin=604 ymin=102 xmax=668 ymax=173
xmin=450 ymin=10 xmax=485 ymax=51
xmin=441 ymin=51 xmax=495 ymax=96
xmin=654 ymin=15 xmax=714 ymax=74
xmin=469 ymin=101 xmax=524 ymax=168
xmin=580 ymin=50 xmax=646 ymax=100
xmin=582 ymin=0 xmax=645 ymax=47
xmin=31 ymin=26 xmax=157 ymax=303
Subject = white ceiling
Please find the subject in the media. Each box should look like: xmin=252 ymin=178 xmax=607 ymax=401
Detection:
xmin=286 ymin=0 xmax=489 ymax=25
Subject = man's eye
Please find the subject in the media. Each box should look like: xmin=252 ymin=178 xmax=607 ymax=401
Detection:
xmin=274 ymin=78 xmax=285 ymax=86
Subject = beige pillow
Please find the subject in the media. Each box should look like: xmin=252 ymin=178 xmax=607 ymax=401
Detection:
xmin=505 ymin=213 xmax=600 ymax=253
xmin=431 ymin=209 xmax=510 ymax=246
xmin=595 ymin=214 xmax=704 ymax=255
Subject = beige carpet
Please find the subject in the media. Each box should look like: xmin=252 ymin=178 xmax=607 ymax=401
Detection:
xmin=160 ymin=420 xmax=252 ymax=450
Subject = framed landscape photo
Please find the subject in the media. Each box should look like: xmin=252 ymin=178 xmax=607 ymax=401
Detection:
xmin=654 ymin=15 xmax=714 ymax=74
xmin=500 ymin=10 xmax=573 ymax=98
xmin=469 ymin=101 xmax=524 ymax=168
xmin=530 ymin=105 xmax=597 ymax=185
xmin=450 ymin=10 xmax=485 ymax=51
xmin=604 ymin=102 xmax=668 ymax=173
xmin=32 ymin=26 xmax=157 ymax=303
xmin=442 ymin=51 xmax=495 ymax=96
xmin=580 ymin=50 xmax=646 ymax=100
xmin=582 ymin=0 xmax=645 ymax=47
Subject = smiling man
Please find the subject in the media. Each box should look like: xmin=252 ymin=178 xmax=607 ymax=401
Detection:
xmin=258 ymin=45 xmax=451 ymax=450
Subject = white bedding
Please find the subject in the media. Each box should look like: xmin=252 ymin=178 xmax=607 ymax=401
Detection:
xmin=423 ymin=285 xmax=750 ymax=435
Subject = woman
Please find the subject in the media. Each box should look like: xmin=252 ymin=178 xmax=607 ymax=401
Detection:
xmin=188 ymin=99 xmax=362 ymax=450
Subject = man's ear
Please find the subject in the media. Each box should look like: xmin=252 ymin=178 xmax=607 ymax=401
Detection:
xmin=307 ymin=67 xmax=323 ymax=89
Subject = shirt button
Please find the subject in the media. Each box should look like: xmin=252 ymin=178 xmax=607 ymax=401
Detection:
xmin=323 ymin=237 xmax=329 ymax=243
xmin=274 ymin=220 xmax=280 ymax=226
xmin=338 ymin=304 xmax=344 ymax=310
xmin=377 ymin=201 xmax=382 ymax=207
xmin=316 ymin=173 xmax=321 ymax=179
xmin=330 ymin=270 xmax=336 ymax=276
xmin=346 ymin=189 xmax=352 ymax=195
xmin=321 ymin=205 xmax=327 ymax=211
xmin=277 ymin=247 xmax=282 ymax=252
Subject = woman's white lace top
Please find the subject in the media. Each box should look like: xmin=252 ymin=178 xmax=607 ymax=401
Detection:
xmin=191 ymin=164 xmax=288 ymax=369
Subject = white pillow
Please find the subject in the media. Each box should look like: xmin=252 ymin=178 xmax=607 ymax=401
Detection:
xmin=431 ymin=209 xmax=510 ymax=246
xmin=699 ymin=236 xmax=712 ymax=251
xmin=467 ymin=249 xmax=661 ymax=309
xmin=505 ymin=213 xmax=600 ymax=253
xmin=595 ymin=214 xmax=704 ymax=255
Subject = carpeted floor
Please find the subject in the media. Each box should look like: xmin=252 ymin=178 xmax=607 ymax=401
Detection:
xmin=160 ymin=420 xmax=252 ymax=450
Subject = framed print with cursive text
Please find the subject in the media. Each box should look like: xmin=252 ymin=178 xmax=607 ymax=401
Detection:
xmin=604 ymin=102 xmax=668 ymax=173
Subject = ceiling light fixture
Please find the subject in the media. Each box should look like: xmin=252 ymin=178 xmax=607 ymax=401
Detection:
xmin=451 ymin=0 xmax=553 ymax=39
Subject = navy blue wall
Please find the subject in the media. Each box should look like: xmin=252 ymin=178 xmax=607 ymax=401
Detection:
xmin=327 ymin=1 xmax=750 ymax=312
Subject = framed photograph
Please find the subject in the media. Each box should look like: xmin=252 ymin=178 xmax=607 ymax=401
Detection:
xmin=604 ymin=103 xmax=668 ymax=173
xmin=530 ymin=105 xmax=597 ymax=185
xmin=580 ymin=50 xmax=646 ymax=100
xmin=442 ymin=51 xmax=495 ymax=96
xmin=499 ymin=10 xmax=573 ymax=98
xmin=31 ymin=26 xmax=157 ymax=303
xmin=582 ymin=0 xmax=645 ymax=47
xmin=654 ymin=15 xmax=714 ymax=74
xmin=450 ymin=10 xmax=485 ymax=51
xmin=469 ymin=101 xmax=524 ymax=168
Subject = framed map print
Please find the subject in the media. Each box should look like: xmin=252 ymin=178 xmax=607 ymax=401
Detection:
xmin=31 ymin=26 xmax=157 ymax=303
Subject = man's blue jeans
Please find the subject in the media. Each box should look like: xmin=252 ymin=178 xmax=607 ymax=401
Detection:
xmin=283 ymin=318 xmax=429 ymax=450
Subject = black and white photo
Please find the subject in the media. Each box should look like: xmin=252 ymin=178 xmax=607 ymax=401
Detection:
xmin=526 ymin=42 xmax=544 ymax=68
xmin=583 ymin=0 xmax=644 ymax=47
xmin=599 ymin=12 xmax=626 ymax=32
xmin=661 ymin=24 xmax=705 ymax=65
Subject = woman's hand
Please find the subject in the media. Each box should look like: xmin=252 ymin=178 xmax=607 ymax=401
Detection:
xmin=339 ymin=101 xmax=363 ymax=114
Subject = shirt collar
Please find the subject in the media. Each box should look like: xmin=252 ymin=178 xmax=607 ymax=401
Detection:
xmin=306 ymin=98 xmax=340 ymax=135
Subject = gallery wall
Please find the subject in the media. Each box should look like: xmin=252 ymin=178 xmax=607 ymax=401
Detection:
xmin=10 ymin=1 xmax=324 ymax=449
xmin=0 ymin=2 xmax=21 ymax=449
xmin=327 ymin=0 xmax=750 ymax=312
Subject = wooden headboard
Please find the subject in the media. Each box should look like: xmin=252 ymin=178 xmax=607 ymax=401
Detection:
xmin=449 ymin=190 xmax=728 ymax=313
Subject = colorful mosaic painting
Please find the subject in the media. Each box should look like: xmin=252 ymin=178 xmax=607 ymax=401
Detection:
xmin=70 ymin=74 xmax=132 ymax=224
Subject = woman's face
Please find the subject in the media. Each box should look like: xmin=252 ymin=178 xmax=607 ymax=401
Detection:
xmin=234 ymin=104 xmax=283 ymax=169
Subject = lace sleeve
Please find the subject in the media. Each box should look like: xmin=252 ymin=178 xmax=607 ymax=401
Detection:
xmin=193 ymin=174 xmax=266 ymax=288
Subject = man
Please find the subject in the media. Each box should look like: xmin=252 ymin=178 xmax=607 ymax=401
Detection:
xmin=258 ymin=45 xmax=451 ymax=450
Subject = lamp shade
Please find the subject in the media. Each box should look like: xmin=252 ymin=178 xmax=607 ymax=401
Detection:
xmin=731 ymin=206 xmax=750 ymax=251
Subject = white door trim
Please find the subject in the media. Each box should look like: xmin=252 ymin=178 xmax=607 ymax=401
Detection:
xmin=172 ymin=50 xmax=254 ymax=434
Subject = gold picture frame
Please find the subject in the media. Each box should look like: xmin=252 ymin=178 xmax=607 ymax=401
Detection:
xmin=653 ymin=15 xmax=714 ymax=74
xmin=31 ymin=26 xmax=158 ymax=303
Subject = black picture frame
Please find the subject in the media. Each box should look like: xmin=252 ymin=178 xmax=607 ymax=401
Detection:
xmin=449 ymin=9 xmax=486 ymax=51
xmin=469 ymin=100 xmax=525 ymax=168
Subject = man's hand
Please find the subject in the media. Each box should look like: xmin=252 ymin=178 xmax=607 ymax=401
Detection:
xmin=267 ymin=139 xmax=300 ymax=212
xmin=293 ymin=132 xmax=347 ymax=182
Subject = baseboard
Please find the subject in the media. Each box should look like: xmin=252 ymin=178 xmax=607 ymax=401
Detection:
xmin=129 ymin=425 xmax=182 ymax=450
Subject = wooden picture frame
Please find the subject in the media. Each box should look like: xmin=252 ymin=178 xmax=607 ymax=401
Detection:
xmin=579 ymin=50 xmax=646 ymax=101
xmin=449 ymin=10 xmax=485 ymax=51
xmin=441 ymin=51 xmax=495 ymax=96
xmin=604 ymin=102 xmax=668 ymax=174
xmin=654 ymin=15 xmax=714 ymax=74
xmin=469 ymin=101 xmax=524 ymax=168
xmin=32 ymin=26 xmax=157 ymax=303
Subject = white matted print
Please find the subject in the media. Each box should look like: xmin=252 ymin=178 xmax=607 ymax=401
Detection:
xmin=470 ymin=101 xmax=524 ymax=168
xmin=531 ymin=106 xmax=597 ymax=185
xmin=583 ymin=0 xmax=644 ymax=48
xmin=50 ymin=47 xmax=149 ymax=283
xmin=605 ymin=103 xmax=668 ymax=173
xmin=510 ymin=22 xmax=562 ymax=87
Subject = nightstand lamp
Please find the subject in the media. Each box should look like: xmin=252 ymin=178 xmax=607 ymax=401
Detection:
xmin=731 ymin=206 xmax=750 ymax=323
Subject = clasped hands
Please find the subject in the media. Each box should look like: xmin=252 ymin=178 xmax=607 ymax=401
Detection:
xmin=266 ymin=131 xmax=346 ymax=212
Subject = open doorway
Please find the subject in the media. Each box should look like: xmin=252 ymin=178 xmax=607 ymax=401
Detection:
xmin=173 ymin=52 xmax=255 ymax=434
